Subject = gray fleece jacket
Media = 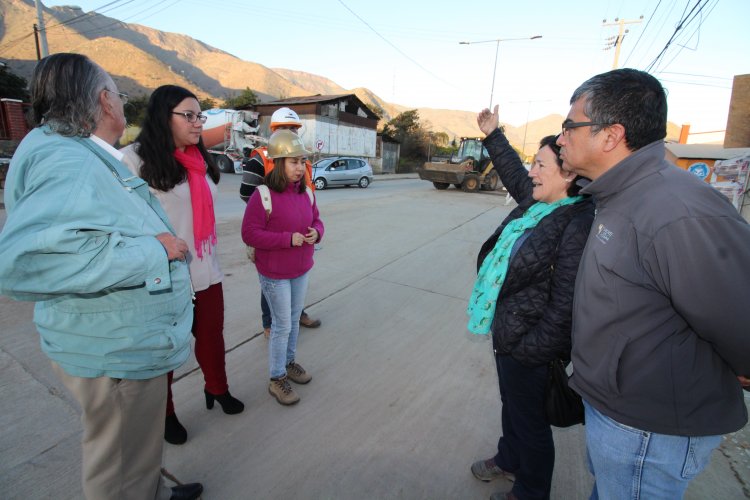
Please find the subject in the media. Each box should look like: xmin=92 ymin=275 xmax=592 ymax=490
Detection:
xmin=570 ymin=140 xmax=750 ymax=436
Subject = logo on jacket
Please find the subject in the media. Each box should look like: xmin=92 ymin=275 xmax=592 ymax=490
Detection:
xmin=596 ymin=224 xmax=614 ymax=244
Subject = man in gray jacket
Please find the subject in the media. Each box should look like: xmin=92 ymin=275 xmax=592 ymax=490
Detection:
xmin=557 ymin=68 xmax=750 ymax=499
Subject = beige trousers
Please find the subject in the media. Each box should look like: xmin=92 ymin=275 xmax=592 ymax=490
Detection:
xmin=52 ymin=362 xmax=172 ymax=500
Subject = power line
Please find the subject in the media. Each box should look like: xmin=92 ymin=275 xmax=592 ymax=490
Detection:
xmin=50 ymin=0 xmax=172 ymax=46
xmin=0 ymin=32 xmax=36 ymax=53
xmin=652 ymin=0 xmax=719 ymax=74
xmin=126 ymin=0 xmax=182 ymax=25
xmin=0 ymin=0 xmax=133 ymax=52
xmin=645 ymin=0 xmax=712 ymax=72
xmin=68 ymin=0 xmax=157 ymax=38
xmin=658 ymin=71 xmax=732 ymax=80
xmin=658 ymin=78 xmax=731 ymax=89
xmin=43 ymin=0 xmax=130 ymax=31
xmin=622 ymin=0 xmax=661 ymax=67
xmin=335 ymin=0 xmax=458 ymax=89
xmin=629 ymin=0 xmax=682 ymax=68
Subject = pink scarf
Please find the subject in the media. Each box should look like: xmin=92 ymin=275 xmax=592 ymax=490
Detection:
xmin=173 ymin=145 xmax=216 ymax=259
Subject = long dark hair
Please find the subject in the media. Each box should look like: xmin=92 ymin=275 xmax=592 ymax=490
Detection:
xmin=539 ymin=135 xmax=583 ymax=196
xmin=265 ymin=157 xmax=307 ymax=194
xmin=135 ymin=85 xmax=218 ymax=191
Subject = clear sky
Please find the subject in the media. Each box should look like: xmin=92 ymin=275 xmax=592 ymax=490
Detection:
xmin=43 ymin=0 xmax=749 ymax=131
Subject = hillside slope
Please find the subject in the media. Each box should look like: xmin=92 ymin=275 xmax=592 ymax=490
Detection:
xmin=0 ymin=0 xmax=678 ymax=150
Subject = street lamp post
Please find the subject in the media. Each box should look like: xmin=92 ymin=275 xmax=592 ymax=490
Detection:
xmin=459 ymin=35 xmax=542 ymax=109
xmin=511 ymin=99 xmax=552 ymax=158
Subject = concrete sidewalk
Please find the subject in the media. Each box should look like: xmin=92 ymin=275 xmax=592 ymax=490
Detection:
xmin=0 ymin=181 xmax=748 ymax=499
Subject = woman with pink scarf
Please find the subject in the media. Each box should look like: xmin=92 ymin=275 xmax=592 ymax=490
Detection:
xmin=122 ymin=85 xmax=244 ymax=445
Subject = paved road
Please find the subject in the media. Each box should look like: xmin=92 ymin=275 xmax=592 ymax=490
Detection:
xmin=213 ymin=173 xmax=474 ymax=220
xmin=0 ymin=176 xmax=747 ymax=499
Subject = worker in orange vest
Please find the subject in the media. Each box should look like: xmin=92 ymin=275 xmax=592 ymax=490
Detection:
xmin=240 ymin=107 xmax=321 ymax=335
xmin=240 ymin=107 xmax=314 ymax=201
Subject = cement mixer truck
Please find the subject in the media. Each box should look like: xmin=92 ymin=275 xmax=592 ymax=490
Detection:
xmin=201 ymin=108 xmax=263 ymax=173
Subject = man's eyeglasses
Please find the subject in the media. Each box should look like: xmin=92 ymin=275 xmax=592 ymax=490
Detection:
xmin=561 ymin=120 xmax=611 ymax=136
xmin=105 ymin=89 xmax=129 ymax=105
xmin=171 ymin=111 xmax=208 ymax=124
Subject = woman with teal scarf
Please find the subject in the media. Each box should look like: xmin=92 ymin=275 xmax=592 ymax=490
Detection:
xmin=467 ymin=106 xmax=594 ymax=500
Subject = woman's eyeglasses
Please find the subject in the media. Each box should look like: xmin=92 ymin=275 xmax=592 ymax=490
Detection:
xmin=171 ymin=111 xmax=208 ymax=124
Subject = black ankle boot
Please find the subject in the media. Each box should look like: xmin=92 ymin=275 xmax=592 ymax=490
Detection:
xmin=205 ymin=390 xmax=245 ymax=414
xmin=164 ymin=413 xmax=187 ymax=445
xmin=170 ymin=482 xmax=203 ymax=500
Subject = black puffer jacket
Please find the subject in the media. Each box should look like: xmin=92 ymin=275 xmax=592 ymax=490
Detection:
xmin=477 ymin=128 xmax=594 ymax=367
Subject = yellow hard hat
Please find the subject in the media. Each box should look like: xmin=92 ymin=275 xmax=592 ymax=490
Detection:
xmin=267 ymin=129 xmax=311 ymax=159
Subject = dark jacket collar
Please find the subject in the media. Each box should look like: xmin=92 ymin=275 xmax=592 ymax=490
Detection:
xmin=581 ymin=140 xmax=666 ymax=201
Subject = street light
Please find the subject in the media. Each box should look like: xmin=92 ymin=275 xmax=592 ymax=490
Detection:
xmin=459 ymin=35 xmax=542 ymax=109
xmin=511 ymin=99 xmax=552 ymax=158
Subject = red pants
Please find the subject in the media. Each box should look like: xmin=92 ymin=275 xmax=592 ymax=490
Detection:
xmin=167 ymin=282 xmax=228 ymax=416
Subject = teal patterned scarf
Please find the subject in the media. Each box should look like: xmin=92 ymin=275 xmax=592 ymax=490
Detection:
xmin=467 ymin=196 xmax=583 ymax=334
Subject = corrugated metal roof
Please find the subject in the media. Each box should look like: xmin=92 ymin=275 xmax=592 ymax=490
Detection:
xmin=260 ymin=94 xmax=354 ymax=105
xmin=255 ymin=94 xmax=379 ymax=120
xmin=664 ymin=143 xmax=750 ymax=159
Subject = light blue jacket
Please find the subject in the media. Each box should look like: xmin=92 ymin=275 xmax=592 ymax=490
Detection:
xmin=0 ymin=127 xmax=194 ymax=379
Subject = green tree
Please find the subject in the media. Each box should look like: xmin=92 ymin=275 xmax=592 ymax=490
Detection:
xmin=381 ymin=109 xmax=420 ymax=137
xmin=199 ymin=97 xmax=217 ymax=110
xmin=222 ymin=87 xmax=259 ymax=109
xmin=381 ymin=109 xmax=428 ymax=160
xmin=0 ymin=65 xmax=29 ymax=101
xmin=369 ymin=103 xmax=385 ymax=120
xmin=432 ymin=131 xmax=449 ymax=148
xmin=124 ymin=94 xmax=149 ymax=127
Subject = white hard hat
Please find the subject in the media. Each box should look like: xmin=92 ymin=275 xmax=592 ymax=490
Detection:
xmin=270 ymin=107 xmax=302 ymax=131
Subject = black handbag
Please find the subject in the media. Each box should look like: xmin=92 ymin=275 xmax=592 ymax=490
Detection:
xmin=545 ymin=359 xmax=585 ymax=427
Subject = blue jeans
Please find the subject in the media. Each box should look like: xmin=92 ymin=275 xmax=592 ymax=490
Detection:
xmin=258 ymin=272 xmax=309 ymax=379
xmin=584 ymin=400 xmax=721 ymax=500
xmin=261 ymin=293 xmax=307 ymax=328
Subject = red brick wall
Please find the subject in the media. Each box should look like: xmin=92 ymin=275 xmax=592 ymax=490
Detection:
xmin=0 ymin=99 xmax=30 ymax=141
xmin=725 ymin=75 xmax=750 ymax=148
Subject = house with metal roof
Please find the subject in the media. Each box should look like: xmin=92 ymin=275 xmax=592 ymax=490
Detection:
xmin=252 ymin=94 xmax=389 ymax=170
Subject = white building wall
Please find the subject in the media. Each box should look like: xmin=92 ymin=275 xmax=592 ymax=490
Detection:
xmin=260 ymin=115 xmax=376 ymax=158
xmin=297 ymin=118 xmax=317 ymax=151
xmin=308 ymin=120 xmax=375 ymax=157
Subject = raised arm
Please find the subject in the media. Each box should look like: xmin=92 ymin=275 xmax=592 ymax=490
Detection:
xmin=478 ymin=105 xmax=533 ymax=202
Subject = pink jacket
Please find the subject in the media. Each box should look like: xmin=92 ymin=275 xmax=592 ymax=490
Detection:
xmin=241 ymin=182 xmax=324 ymax=279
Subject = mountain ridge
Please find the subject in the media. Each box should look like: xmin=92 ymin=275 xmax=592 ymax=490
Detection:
xmin=0 ymin=0 xmax=678 ymax=153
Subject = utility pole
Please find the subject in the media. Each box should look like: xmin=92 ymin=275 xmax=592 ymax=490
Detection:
xmin=510 ymin=99 xmax=551 ymax=159
xmin=33 ymin=24 xmax=42 ymax=60
xmin=34 ymin=0 xmax=49 ymax=57
xmin=602 ymin=16 xmax=643 ymax=69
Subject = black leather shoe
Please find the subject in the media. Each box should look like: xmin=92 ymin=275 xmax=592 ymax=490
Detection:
xmin=164 ymin=414 xmax=188 ymax=445
xmin=170 ymin=482 xmax=203 ymax=500
xmin=205 ymin=390 xmax=245 ymax=414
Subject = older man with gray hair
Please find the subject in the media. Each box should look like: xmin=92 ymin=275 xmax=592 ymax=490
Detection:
xmin=0 ymin=53 xmax=202 ymax=500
